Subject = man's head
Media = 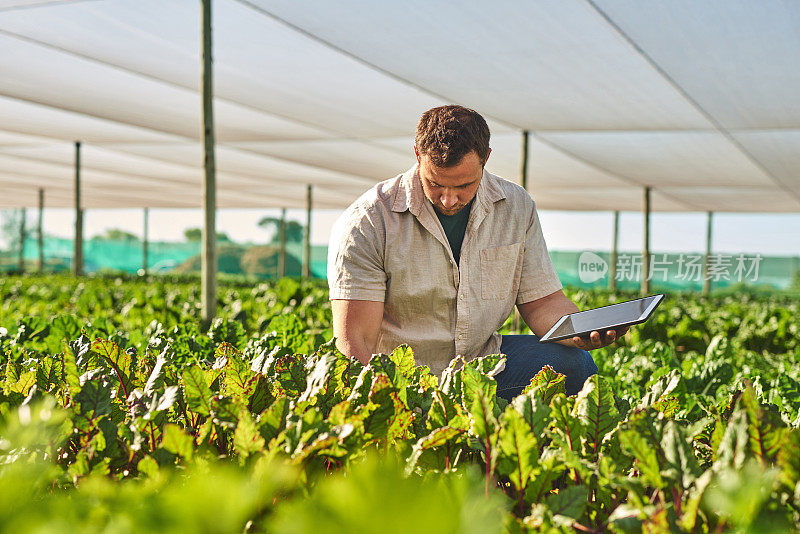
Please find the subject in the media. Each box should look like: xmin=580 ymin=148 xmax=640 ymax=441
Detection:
xmin=414 ymin=105 xmax=492 ymax=216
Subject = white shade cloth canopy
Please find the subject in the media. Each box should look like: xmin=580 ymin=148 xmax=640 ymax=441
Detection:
xmin=0 ymin=0 xmax=798 ymax=212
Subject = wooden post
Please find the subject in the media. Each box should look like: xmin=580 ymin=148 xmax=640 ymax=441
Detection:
xmin=17 ymin=207 xmax=26 ymax=273
xmin=520 ymin=130 xmax=529 ymax=191
xmin=74 ymin=141 xmax=83 ymax=276
xmin=609 ymin=210 xmax=619 ymax=291
xmin=201 ymin=0 xmax=217 ymax=323
xmin=37 ymin=188 xmax=44 ymax=272
xmin=278 ymin=207 xmax=287 ymax=278
xmin=703 ymin=211 xmax=713 ymax=295
xmin=142 ymin=207 xmax=149 ymax=275
xmin=514 ymin=130 xmax=530 ymax=332
xmin=642 ymin=187 xmax=651 ymax=295
xmin=303 ymin=185 xmax=312 ymax=278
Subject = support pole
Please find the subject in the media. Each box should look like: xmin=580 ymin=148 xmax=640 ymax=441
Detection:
xmin=201 ymin=0 xmax=217 ymax=323
xmin=37 ymin=188 xmax=44 ymax=272
xmin=609 ymin=210 xmax=619 ymax=291
xmin=520 ymin=130 xmax=529 ymax=191
xmin=703 ymin=211 xmax=713 ymax=295
xmin=278 ymin=207 xmax=287 ymax=278
xmin=18 ymin=207 xmax=26 ymax=273
xmin=642 ymin=187 xmax=651 ymax=295
xmin=142 ymin=207 xmax=149 ymax=275
xmin=74 ymin=141 xmax=83 ymax=276
xmin=514 ymin=130 xmax=530 ymax=332
xmin=303 ymin=185 xmax=312 ymax=278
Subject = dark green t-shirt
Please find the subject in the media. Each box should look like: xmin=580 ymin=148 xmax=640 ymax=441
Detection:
xmin=435 ymin=200 xmax=473 ymax=264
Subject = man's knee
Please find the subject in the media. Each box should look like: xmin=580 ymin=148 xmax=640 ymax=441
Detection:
xmin=551 ymin=344 xmax=597 ymax=395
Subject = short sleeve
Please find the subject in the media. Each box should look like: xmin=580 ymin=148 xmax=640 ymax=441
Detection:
xmin=327 ymin=207 xmax=387 ymax=302
xmin=515 ymin=202 xmax=562 ymax=305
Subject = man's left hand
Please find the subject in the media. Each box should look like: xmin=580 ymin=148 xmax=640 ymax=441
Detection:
xmin=570 ymin=326 xmax=629 ymax=350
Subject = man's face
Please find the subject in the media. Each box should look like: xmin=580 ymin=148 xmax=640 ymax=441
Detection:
xmin=416 ymin=148 xmax=489 ymax=216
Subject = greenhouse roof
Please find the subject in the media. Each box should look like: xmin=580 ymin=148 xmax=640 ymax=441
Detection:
xmin=0 ymin=0 xmax=798 ymax=211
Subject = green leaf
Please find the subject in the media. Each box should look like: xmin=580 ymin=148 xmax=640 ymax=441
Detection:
xmin=777 ymin=429 xmax=800 ymax=489
xmin=247 ymin=374 xmax=274 ymax=414
xmin=619 ymin=427 xmax=663 ymax=488
xmin=234 ymin=409 xmax=265 ymax=459
xmin=461 ymin=364 xmax=498 ymax=422
xmin=545 ymin=485 xmax=589 ymax=521
xmin=259 ymin=397 xmax=290 ymax=442
xmin=701 ymin=459 xmax=780 ymax=530
xmin=62 ymin=339 xmax=82 ymax=397
xmin=266 ymin=314 xmax=316 ymax=354
xmin=137 ymin=455 xmax=159 ymax=478
xmin=660 ymin=420 xmax=700 ymax=490
xmin=549 ymin=394 xmax=584 ymax=453
xmin=183 ymin=365 xmax=214 ymax=416
xmin=389 ymin=345 xmax=416 ymax=381
xmin=73 ymin=376 xmax=113 ymax=428
xmin=406 ymin=426 xmax=463 ymax=472
xmin=35 ymin=356 xmax=62 ymax=393
xmin=511 ymin=391 xmax=550 ymax=438
xmin=161 ymin=423 xmax=193 ymax=461
xmin=496 ymin=406 xmax=539 ymax=491
xmin=463 ymin=367 xmax=498 ymax=442
xmin=574 ymin=374 xmax=618 ymax=458
xmin=740 ymin=381 xmax=786 ymax=466
xmin=525 ymin=453 xmax=565 ymax=503
xmin=521 ymin=365 xmax=566 ymax=404
xmin=298 ymin=353 xmax=335 ymax=404
xmin=91 ymin=338 xmax=133 ymax=398
xmin=427 ymin=389 xmax=468 ymax=432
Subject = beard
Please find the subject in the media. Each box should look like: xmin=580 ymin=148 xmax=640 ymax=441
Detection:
xmin=434 ymin=203 xmax=467 ymax=216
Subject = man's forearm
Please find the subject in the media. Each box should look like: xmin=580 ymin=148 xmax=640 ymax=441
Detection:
xmin=517 ymin=290 xmax=579 ymax=346
xmin=335 ymin=335 xmax=375 ymax=366
xmin=331 ymin=299 xmax=384 ymax=366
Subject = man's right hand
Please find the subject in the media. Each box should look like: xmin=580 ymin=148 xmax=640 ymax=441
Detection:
xmin=331 ymin=299 xmax=384 ymax=365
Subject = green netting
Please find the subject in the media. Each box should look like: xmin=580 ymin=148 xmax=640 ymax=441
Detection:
xmin=2 ymin=237 xmax=797 ymax=290
xmin=0 ymin=236 xmax=329 ymax=279
xmin=550 ymin=250 xmax=800 ymax=291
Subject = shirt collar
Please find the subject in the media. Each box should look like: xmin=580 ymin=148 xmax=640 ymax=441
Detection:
xmin=391 ymin=164 xmax=506 ymax=216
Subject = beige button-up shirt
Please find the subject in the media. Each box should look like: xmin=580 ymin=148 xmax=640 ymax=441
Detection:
xmin=328 ymin=165 xmax=562 ymax=377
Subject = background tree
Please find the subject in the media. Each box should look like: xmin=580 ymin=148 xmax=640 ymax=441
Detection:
xmin=92 ymin=228 xmax=140 ymax=241
xmin=184 ymin=227 xmax=231 ymax=243
xmin=257 ymin=217 xmax=305 ymax=243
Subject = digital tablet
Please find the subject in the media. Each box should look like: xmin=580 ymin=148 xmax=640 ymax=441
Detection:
xmin=539 ymin=294 xmax=664 ymax=343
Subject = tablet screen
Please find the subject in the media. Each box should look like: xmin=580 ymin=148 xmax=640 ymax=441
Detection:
xmin=543 ymin=295 xmax=662 ymax=341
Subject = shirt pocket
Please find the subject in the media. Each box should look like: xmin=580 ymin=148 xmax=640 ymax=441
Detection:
xmin=480 ymin=242 xmax=523 ymax=300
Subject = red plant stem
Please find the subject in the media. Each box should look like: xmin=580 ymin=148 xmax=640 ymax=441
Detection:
xmin=572 ymin=522 xmax=600 ymax=534
xmin=672 ymin=487 xmax=683 ymax=516
xmin=148 ymin=422 xmax=156 ymax=452
xmin=484 ymin=437 xmax=492 ymax=498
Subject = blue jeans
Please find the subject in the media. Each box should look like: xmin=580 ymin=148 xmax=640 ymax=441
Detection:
xmin=494 ymin=335 xmax=598 ymax=402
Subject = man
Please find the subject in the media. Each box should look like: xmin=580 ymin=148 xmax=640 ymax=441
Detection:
xmin=327 ymin=105 xmax=625 ymax=401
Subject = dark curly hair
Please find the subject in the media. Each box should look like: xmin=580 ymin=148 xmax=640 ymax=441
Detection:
xmin=415 ymin=105 xmax=490 ymax=167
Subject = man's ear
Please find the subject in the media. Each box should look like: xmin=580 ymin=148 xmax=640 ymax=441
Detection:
xmin=484 ymin=147 xmax=492 ymax=165
xmin=413 ymin=145 xmax=420 ymax=163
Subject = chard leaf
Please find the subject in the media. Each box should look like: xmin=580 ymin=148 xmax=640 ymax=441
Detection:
xmin=521 ymin=365 xmax=566 ymax=404
xmin=161 ymin=423 xmax=193 ymax=460
xmin=497 ymin=406 xmax=539 ymax=491
xmin=234 ymin=409 xmax=265 ymax=459
xmin=573 ymin=375 xmax=618 ymax=458
xmin=545 ymin=485 xmax=589 ymax=521
xmin=740 ymin=381 xmax=786 ymax=465
xmin=183 ymin=365 xmax=214 ymax=416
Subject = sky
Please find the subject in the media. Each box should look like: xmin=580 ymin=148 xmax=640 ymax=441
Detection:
xmin=3 ymin=206 xmax=799 ymax=257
